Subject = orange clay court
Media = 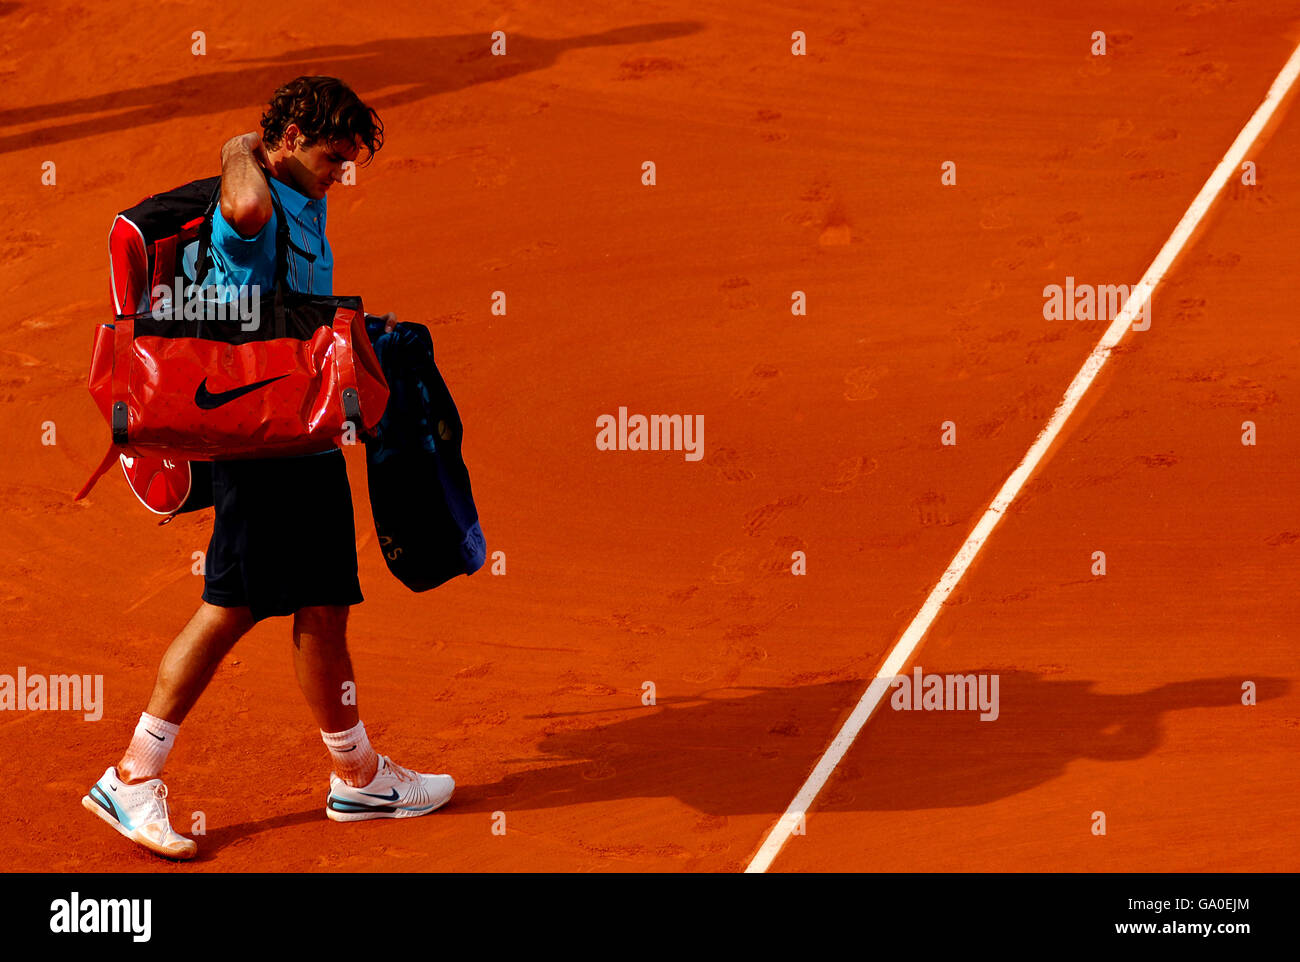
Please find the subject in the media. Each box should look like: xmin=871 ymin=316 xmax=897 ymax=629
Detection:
xmin=0 ymin=0 xmax=1297 ymax=872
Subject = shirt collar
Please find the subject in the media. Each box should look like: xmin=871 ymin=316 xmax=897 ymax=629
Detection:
xmin=268 ymin=176 xmax=323 ymax=221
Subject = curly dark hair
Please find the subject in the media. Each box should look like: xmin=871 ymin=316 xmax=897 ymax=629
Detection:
xmin=260 ymin=76 xmax=384 ymax=165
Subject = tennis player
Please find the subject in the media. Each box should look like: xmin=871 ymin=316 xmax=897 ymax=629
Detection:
xmin=82 ymin=76 xmax=454 ymax=860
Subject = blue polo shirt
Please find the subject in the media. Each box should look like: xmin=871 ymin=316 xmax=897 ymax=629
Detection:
xmin=191 ymin=176 xmax=333 ymax=296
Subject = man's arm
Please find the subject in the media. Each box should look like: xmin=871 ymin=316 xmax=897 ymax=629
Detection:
xmin=220 ymin=131 xmax=273 ymax=239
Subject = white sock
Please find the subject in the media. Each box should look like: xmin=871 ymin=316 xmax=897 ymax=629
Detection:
xmin=120 ymin=712 xmax=180 ymax=781
xmin=321 ymin=720 xmax=379 ymax=787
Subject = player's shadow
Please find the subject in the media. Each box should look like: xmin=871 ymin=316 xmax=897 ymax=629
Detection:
xmin=0 ymin=22 xmax=703 ymax=155
xmin=194 ymin=808 xmax=322 ymax=861
xmin=455 ymin=671 xmax=1286 ymax=815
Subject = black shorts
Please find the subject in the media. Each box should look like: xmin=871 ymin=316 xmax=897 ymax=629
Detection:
xmin=202 ymin=448 xmax=364 ymax=622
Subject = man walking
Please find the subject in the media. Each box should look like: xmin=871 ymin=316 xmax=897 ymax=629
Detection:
xmin=82 ymin=76 xmax=453 ymax=861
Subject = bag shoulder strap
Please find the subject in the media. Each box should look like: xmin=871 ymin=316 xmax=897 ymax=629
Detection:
xmin=187 ymin=180 xmax=223 ymax=300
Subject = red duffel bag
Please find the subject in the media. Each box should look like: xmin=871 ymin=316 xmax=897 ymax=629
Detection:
xmin=76 ymin=171 xmax=389 ymax=502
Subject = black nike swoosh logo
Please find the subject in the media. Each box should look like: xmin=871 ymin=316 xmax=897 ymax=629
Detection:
xmin=359 ymin=788 xmax=400 ymax=801
xmin=194 ymin=374 xmax=289 ymax=410
xmin=145 ymin=729 xmax=166 ymax=741
xmin=338 ymin=745 xmax=357 ymax=752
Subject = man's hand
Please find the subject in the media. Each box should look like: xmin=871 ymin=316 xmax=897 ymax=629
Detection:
xmin=227 ymin=130 xmax=267 ymax=167
xmin=375 ymin=311 xmax=398 ymax=333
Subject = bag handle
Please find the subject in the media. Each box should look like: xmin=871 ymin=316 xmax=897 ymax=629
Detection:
xmin=260 ymin=166 xmax=309 ymax=290
xmin=256 ymin=165 xmax=319 ymax=340
xmin=332 ymin=308 xmax=363 ymax=430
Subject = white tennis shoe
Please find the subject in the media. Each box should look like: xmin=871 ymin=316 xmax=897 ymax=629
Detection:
xmin=82 ymin=766 xmax=198 ymax=860
xmin=326 ymin=754 xmax=455 ymax=821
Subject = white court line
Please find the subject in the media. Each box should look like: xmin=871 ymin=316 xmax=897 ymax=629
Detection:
xmin=745 ymin=40 xmax=1300 ymax=874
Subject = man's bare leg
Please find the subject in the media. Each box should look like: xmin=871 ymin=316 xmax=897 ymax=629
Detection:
xmin=292 ymin=605 xmax=358 ymax=732
xmin=116 ymin=601 xmax=255 ymax=782
xmin=294 ymin=605 xmax=456 ymax=815
xmin=293 ymin=605 xmax=380 ymax=785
